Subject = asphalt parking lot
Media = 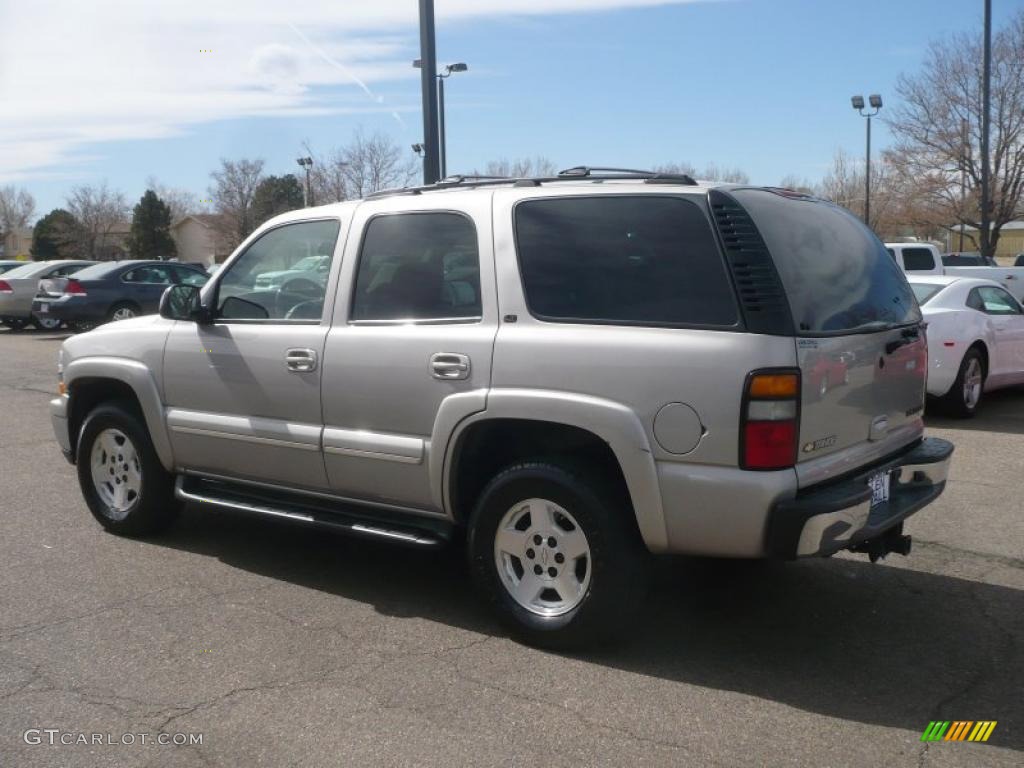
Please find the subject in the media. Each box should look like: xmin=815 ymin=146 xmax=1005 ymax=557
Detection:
xmin=1 ymin=327 xmax=1021 ymax=767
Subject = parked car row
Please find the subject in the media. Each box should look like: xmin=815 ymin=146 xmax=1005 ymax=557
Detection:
xmin=0 ymin=260 xmax=208 ymax=331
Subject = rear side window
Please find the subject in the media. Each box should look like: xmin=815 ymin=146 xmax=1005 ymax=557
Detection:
xmin=730 ymin=190 xmax=920 ymax=334
xmin=909 ymin=283 xmax=943 ymax=305
xmin=514 ymin=196 xmax=738 ymax=327
xmin=902 ymin=248 xmax=936 ymax=271
xmin=351 ymin=213 xmax=481 ymax=321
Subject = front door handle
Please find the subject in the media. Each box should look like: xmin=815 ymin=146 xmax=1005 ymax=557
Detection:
xmin=285 ymin=348 xmax=318 ymax=372
xmin=430 ymin=353 xmax=470 ymax=380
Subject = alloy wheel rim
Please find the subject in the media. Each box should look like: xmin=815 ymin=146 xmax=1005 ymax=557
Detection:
xmin=112 ymin=307 xmax=136 ymax=321
xmin=38 ymin=317 xmax=61 ymax=329
xmin=89 ymin=428 xmax=142 ymax=519
xmin=493 ymin=498 xmax=592 ymax=617
xmin=963 ymin=358 xmax=982 ymax=409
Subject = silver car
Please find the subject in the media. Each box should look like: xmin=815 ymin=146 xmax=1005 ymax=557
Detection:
xmin=50 ymin=169 xmax=953 ymax=647
xmin=0 ymin=259 xmax=95 ymax=330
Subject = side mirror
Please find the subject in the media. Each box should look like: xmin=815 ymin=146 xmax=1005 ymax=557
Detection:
xmin=159 ymin=284 xmax=211 ymax=323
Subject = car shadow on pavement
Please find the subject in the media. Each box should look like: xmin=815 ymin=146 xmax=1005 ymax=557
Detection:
xmin=157 ymin=505 xmax=1023 ymax=751
xmin=924 ymin=387 xmax=1024 ymax=435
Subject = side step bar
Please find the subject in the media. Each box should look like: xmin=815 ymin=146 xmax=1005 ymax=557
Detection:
xmin=174 ymin=475 xmax=451 ymax=548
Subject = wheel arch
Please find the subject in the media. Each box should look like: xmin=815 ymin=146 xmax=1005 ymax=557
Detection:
xmin=440 ymin=389 xmax=668 ymax=552
xmin=65 ymin=358 xmax=174 ymax=470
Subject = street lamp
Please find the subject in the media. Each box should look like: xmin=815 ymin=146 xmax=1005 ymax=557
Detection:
xmin=296 ymin=156 xmax=314 ymax=207
xmin=413 ymin=59 xmax=469 ymax=179
xmin=851 ymin=94 xmax=882 ymax=228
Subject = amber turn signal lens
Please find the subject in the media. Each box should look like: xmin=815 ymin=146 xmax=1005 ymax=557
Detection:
xmin=748 ymin=373 xmax=799 ymax=398
xmin=57 ymin=382 xmax=66 ymax=396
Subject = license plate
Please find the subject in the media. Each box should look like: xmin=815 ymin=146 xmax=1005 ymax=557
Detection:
xmin=38 ymin=304 xmax=48 ymax=313
xmin=868 ymin=471 xmax=891 ymax=508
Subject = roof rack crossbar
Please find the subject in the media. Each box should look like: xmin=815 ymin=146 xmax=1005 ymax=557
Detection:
xmin=557 ymin=166 xmax=698 ymax=185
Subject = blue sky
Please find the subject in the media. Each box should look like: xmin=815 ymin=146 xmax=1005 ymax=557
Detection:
xmin=2 ymin=0 xmax=1021 ymax=217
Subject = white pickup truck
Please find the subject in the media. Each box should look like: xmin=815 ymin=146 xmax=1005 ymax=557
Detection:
xmin=886 ymin=242 xmax=1024 ymax=303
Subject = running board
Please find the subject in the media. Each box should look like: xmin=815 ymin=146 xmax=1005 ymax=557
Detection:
xmin=174 ymin=475 xmax=450 ymax=548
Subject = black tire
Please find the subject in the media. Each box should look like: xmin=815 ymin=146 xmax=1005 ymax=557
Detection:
xmin=467 ymin=462 xmax=650 ymax=649
xmin=940 ymin=347 xmax=985 ymax=418
xmin=76 ymin=402 xmax=179 ymax=536
xmin=31 ymin=315 xmax=62 ymax=331
xmin=70 ymin=319 xmax=99 ymax=333
xmin=108 ymin=302 xmax=140 ymax=322
xmin=3 ymin=317 xmax=28 ymax=331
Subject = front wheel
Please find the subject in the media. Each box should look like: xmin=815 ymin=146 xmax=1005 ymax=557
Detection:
xmin=2 ymin=317 xmax=28 ymax=331
xmin=76 ymin=402 xmax=179 ymax=536
xmin=941 ymin=348 xmax=985 ymax=418
xmin=467 ymin=462 xmax=650 ymax=649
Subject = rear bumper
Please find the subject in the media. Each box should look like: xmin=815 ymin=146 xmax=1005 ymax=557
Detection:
xmin=765 ymin=437 xmax=954 ymax=559
xmin=32 ymin=296 xmax=103 ymax=321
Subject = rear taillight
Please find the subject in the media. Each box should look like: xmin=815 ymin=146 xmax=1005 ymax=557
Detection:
xmin=64 ymin=279 xmax=87 ymax=295
xmin=741 ymin=370 xmax=800 ymax=470
xmin=0 ymin=280 xmax=11 ymax=294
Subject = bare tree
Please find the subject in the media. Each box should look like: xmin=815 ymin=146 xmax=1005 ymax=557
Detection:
xmin=887 ymin=9 xmax=1024 ymax=256
xmin=208 ymin=158 xmax=265 ymax=248
xmin=777 ymin=175 xmax=816 ymax=194
xmin=305 ymin=131 xmax=417 ymax=202
xmin=655 ymin=162 xmax=749 ymax=183
xmin=814 ymin=149 xmax=908 ymax=237
xmin=479 ymin=156 xmax=559 ymax=178
xmin=64 ymin=182 xmax=128 ymax=259
xmin=0 ymin=185 xmax=36 ymax=247
xmin=145 ymin=176 xmax=201 ymax=223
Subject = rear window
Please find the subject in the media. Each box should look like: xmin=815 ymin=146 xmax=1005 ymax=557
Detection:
xmin=909 ymin=283 xmax=943 ymax=305
xmin=902 ymin=247 xmax=937 ymax=271
xmin=70 ymin=262 xmax=139 ymax=280
xmin=514 ymin=196 xmax=738 ymax=327
xmin=1 ymin=262 xmax=49 ymax=279
xmin=730 ymin=190 xmax=920 ymax=334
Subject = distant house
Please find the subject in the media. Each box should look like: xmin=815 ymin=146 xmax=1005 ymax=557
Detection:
xmin=171 ymin=215 xmax=232 ymax=267
xmin=1 ymin=226 xmax=34 ymax=259
xmin=948 ymin=220 xmax=1024 ymax=259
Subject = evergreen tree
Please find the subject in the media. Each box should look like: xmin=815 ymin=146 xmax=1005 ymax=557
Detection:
xmin=126 ymin=190 xmax=177 ymax=259
xmin=252 ymin=174 xmax=304 ymax=226
xmin=31 ymin=208 xmax=81 ymax=260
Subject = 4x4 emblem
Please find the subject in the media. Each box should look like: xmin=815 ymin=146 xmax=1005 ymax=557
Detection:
xmin=802 ymin=435 xmax=837 ymax=453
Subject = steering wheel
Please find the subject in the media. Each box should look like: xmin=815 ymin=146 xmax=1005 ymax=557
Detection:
xmin=284 ymin=300 xmax=324 ymax=320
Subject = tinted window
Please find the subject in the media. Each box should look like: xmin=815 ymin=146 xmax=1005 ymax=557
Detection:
xmin=977 ymin=286 xmax=1022 ymax=315
xmin=966 ymin=289 xmax=985 ymax=312
xmin=909 ymin=283 xmax=943 ymax=305
xmin=217 ymin=219 xmax=340 ymax=321
xmin=902 ymin=247 xmax=936 ymax=271
xmin=2 ymin=262 xmax=55 ymax=279
xmin=514 ymin=196 xmax=737 ymax=327
xmin=123 ymin=265 xmax=173 ymax=284
xmin=731 ymin=190 xmax=920 ymax=334
xmin=351 ymin=213 xmax=481 ymax=321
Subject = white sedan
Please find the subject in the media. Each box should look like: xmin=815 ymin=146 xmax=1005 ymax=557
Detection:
xmin=909 ymin=276 xmax=1024 ymax=416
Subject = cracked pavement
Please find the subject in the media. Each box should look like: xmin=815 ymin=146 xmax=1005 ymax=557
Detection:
xmin=0 ymin=328 xmax=1021 ymax=767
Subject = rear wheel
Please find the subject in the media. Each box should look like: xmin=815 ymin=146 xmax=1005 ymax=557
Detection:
xmin=32 ymin=315 xmax=62 ymax=331
xmin=108 ymin=302 xmax=139 ymax=322
xmin=467 ymin=462 xmax=650 ymax=649
xmin=941 ymin=348 xmax=985 ymax=417
xmin=2 ymin=317 xmax=28 ymax=331
xmin=76 ymin=402 xmax=179 ymax=536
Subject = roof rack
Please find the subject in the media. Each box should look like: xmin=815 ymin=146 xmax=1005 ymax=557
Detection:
xmin=366 ymin=164 xmax=698 ymax=199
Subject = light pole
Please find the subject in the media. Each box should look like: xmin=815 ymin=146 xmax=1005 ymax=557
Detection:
xmin=980 ymin=0 xmax=992 ymax=258
xmin=417 ymin=0 xmax=440 ymax=185
xmin=296 ymin=157 xmax=313 ymax=207
xmin=414 ymin=60 xmax=469 ymax=180
xmin=851 ymin=94 xmax=882 ymax=228
xmin=437 ymin=63 xmax=468 ymax=179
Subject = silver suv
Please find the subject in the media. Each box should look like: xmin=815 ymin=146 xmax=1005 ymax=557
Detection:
xmin=50 ymin=168 xmax=953 ymax=647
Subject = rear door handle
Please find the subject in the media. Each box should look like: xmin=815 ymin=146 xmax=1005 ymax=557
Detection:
xmin=285 ymin=348 xmax=318 ymax=372
xmin=430 ymin=353 xmax=470 ymax=380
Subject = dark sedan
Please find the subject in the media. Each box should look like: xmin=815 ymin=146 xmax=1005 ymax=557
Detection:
xmin=31 ymin=260 xmax=208 ymax=331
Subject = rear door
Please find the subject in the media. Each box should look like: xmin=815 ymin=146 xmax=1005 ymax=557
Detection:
xmin=729 ymin=190 xmax=926 ymax=487
xmin=121 ymin=264 xmax=175 ymax=313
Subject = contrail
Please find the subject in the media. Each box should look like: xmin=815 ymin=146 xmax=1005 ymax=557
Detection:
xmin=287 ymin=23 xmax=406 ymax=128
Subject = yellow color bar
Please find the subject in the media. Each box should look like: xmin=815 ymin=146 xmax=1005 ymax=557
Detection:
xmin=749 ymin=373 xmax=798 ymax=398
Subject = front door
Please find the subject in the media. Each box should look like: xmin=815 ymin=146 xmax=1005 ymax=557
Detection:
xmin=975 ymin=285 xmax=1024 ymax=384
xmin=320 ymin=196 xmax=497 ymax=512
xmin=162 ymin=218 xmax=344 ymax=490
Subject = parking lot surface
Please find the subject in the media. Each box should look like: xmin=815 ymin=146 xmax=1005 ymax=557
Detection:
xmin=1 ymin=327 xmax=1021 ymax=767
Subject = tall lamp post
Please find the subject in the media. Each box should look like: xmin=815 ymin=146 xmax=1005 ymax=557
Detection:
xmin=851 ymin=94 xmax=882 ymax=228
xmin=414 ymin=60 xmax=469 ymax=180
xmin=296 ymin=157 xmax=313 ymax=207
xmin=437 ymin=63 xmax=468 ymax=179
